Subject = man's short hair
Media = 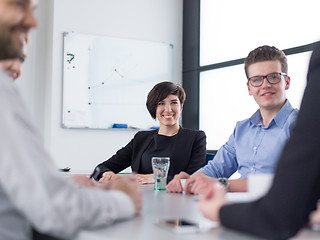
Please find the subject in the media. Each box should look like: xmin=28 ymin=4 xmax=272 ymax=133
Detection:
xmin=244 ymin=45 xmax=288 ymax=78
xmin=146 ymin=81 xmax=186 ymax=119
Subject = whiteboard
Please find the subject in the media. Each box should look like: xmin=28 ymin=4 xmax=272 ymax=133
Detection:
xmin=62 ymin=32 xmax=173 ymax=129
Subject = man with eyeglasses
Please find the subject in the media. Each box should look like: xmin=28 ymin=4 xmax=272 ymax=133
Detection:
xmin=199 ymin=42 xmax=320 ymax=239
xmin=167 ymin=45 xmax=298 ymax=194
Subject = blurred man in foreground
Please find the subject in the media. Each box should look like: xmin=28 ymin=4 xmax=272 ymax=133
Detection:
xmin=0 ymin=1 xmax=142 ymax=239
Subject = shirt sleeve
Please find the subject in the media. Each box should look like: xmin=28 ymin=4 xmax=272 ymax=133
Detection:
xmin=0 ymin=85 xmax=135 ymax=239
xmin=197 ymin=128 xmax=238 ymax=178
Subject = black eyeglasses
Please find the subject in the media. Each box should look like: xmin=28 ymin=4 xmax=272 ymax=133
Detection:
xmin=248 ymin=72 xmax=287 ymax=87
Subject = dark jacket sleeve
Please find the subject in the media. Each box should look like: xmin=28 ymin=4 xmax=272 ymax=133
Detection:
xmin=93 ymin=131 xmax=155 ymax=180
xmin=167 ymin=129 xmax=207 ymax=182
xmin=184 ymin=130 xmax=207 ymax=174
xmin=94 ymin=137 xmax=135 ymax=180
xmin=219 ymin=42 xmax=320 ymax=239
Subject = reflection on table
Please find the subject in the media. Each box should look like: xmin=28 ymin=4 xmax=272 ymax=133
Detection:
xmin=74 ymin=185 xmax=320 ymax=240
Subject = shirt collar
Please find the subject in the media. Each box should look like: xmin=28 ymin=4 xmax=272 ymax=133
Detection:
xmin=250 ymin=100 xmax=294 ymax=128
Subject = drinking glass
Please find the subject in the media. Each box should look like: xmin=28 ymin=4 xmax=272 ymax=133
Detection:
xmin=151 ymin=157 xmax=170 ymax=191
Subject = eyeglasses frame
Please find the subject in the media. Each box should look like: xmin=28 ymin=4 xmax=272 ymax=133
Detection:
xmin=247 ymin=72 xmax=287 ymax=87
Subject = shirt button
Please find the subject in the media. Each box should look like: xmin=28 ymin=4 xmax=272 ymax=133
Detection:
xmin=251 ymin=167 xmax=254 ymax=171
xmin=253 ymin=146 xmax=257 ymax=151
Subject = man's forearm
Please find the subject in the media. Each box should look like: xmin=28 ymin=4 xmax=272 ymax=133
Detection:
xmin=228 ymin=179 xmax=247 ymax=192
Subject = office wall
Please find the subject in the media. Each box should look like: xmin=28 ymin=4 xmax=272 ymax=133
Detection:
xmin=16 ymin=0 xmax=183 ymax=171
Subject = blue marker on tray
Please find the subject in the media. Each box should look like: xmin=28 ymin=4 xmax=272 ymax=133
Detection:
xmin=113 ymin=123 xmax=128 ymax=128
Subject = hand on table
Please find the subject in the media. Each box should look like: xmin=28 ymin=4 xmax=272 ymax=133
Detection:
xmin=98 ymin=171 xmax=120 ymax=183
xmin=136 ymin=173 xmax=154 ymax=184
xmin=69 ymin=175 xmax=96 ymax=187
xmin=166 ymin=171 xmax=190 ymax=193
xmin=185 ymin=172 xmax=217 ymax=195
xmin=199 ymin=183 xmax=228 ymax=222
xmin=100 ymin=175 xmax=143 ymax=215
xmin=310 ymin=202 xmax=320 ymax=225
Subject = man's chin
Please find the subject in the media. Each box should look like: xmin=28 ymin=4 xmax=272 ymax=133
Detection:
xmin=0 ymin=42 xmax=23 ymax=60
xmin=0 ymin=29 xmax=24 ymax=60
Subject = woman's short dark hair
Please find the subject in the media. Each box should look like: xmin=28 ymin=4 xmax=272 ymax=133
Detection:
xmin=146 ymin=81 xmax=186 ymax=119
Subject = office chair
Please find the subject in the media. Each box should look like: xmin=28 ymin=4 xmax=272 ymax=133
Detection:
xmin=206 ymin=153 xmax=216 ymax=164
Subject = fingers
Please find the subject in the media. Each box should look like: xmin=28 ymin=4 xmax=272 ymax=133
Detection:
xmin=185 ymin=174 xmax=217 ymax=195
xmin=135 ymin=174 xmax=154 ymax=184
xmin=202 ymin=184 xmax=215 ymax=200
xmin=96 ymin=175 xmax=142 ymax=215
xmin=184 ymin=177 xmax=196 ymax=194
xmin=111 ymin=174 xmax=120 ymax=181
xmin=112 ymin=176 xmax=143 ymax=215
xmin=98 ymin=177 xmax=109 ymax=183
xmin=70 ymin=175 xmax=96 ymax=187
xmin=176 ymin=171 xmax=189 ymax=179
xmin=98 ymin=172 xmax=117 ymax=183
xmin=133 ymin=186 xmax=143 ymax=215
xmin=198 ymin=184 xmax=227 ymax=222
xmin=166 ymin=178 xmax=183 ymax=193
xmin=166 ymin=172 xmax=190 ymax=193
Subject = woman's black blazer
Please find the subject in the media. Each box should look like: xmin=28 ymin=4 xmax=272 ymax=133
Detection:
xmin=94 ymin=128 xmax=207 ymax=182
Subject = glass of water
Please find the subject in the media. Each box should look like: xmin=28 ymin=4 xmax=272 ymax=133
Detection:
xmin=151 ymin=157 xmax=170 ymax=191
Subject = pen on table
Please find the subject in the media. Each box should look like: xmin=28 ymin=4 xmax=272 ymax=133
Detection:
xmin=89 ymin=167 xmax=100 ymax=180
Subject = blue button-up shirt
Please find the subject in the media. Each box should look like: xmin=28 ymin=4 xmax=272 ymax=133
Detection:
xmin=198 ymin=100 xmax=299 ymax=178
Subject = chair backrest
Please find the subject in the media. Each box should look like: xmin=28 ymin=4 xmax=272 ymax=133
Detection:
xmin=206 ymin=153 xmax=216 ymax=164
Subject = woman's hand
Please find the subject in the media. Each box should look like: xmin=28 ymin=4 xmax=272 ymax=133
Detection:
xmin=98 ymin=171 xmax=120 ymax=183
xmin=136 ymin=173 xmax=154 ymax=184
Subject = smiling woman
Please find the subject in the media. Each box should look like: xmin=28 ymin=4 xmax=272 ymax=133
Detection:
xmin=91 ymin=81 xmax=207 ymax=185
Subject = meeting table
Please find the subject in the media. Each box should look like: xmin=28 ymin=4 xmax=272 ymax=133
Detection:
xmin=73 ymin=184 xmax=320 ymax=240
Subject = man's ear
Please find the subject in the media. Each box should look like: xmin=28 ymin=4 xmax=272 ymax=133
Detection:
xmin=247 ymin=82 xmax=253 ymax=96
xmin=285 ymin=76 xmax=291 ymax=90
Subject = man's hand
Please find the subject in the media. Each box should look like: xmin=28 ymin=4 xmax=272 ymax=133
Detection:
xmin=101 ymin=175 xmax=143 ymax=215
xmin=199 ymin=183 xmax=228 ymax=222
xmin=185 ymin=172 xmax=217 ymax=195
xmin=166 ymin=171 xmax=190 ymax=193
xmin=98 ymin=171 xmax=120 ymax=183
xmin=310 ymin=202 xmax=320 ymax=225
xmin=69 ymin=175 xmax=96 ymax=187
xmin=136 ymin=173 xmax=154 ymax=184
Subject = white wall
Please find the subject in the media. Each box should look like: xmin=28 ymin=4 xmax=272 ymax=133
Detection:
xmin=17 ymin=0 xmax=183 ymax=171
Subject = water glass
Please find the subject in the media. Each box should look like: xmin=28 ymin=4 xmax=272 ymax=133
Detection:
xmin=151 ymin=157 xmax=170 ymax=191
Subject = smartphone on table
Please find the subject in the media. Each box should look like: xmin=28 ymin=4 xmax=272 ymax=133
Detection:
xmin=155 ymin=218 xmax=201 ymax=234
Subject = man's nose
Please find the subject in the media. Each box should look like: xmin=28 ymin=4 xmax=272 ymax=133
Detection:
xmin=261 ymin=77 xmax=271 ymax=88
xmin=24 ymin=8 xmax=38 ymax=29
